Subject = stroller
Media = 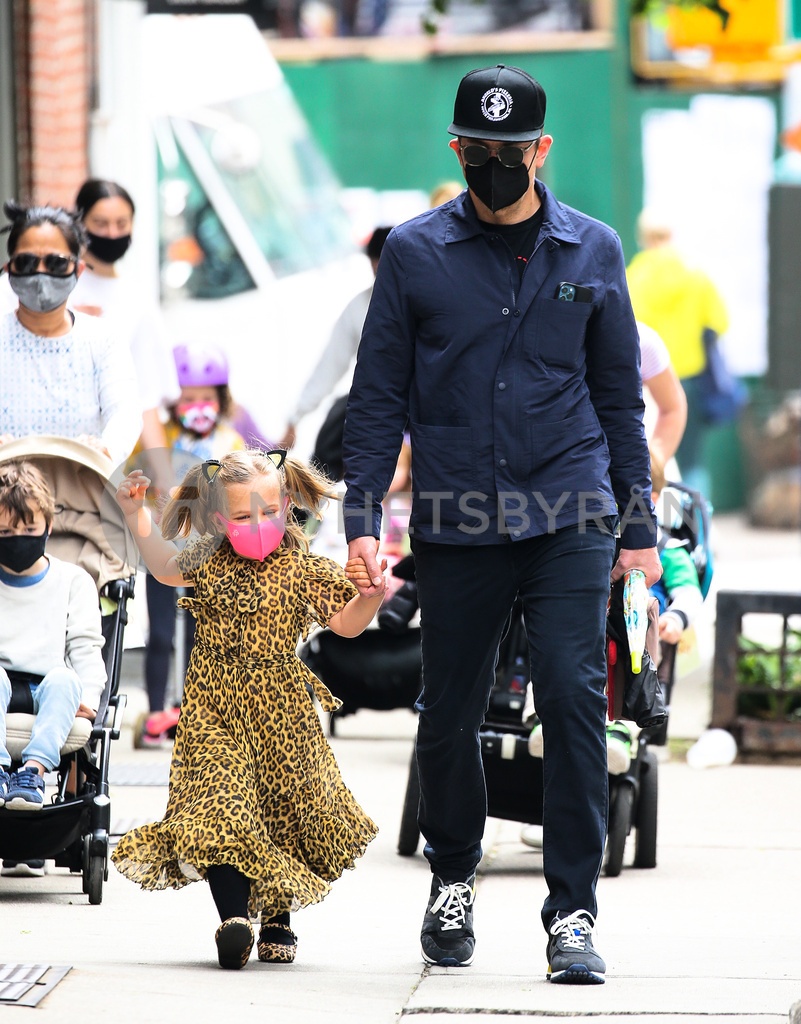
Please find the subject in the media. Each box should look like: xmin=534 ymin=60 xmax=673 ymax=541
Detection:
xmin=397 ymin=480 xmax=712 ymax=876
xmin=0 ymin=437 xmax=136 ymax=904
xmin=300 ymin=622 xmax=421 ymax=736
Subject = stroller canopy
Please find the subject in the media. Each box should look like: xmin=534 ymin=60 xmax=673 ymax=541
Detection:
xmin=0 ymin=435 xmax=138 ymax=591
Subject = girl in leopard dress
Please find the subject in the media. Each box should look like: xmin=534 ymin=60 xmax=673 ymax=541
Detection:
xmin=113 ymin=449 xmax=384 ymax=970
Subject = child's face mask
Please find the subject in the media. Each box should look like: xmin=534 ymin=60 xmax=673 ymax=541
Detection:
xmin=0 ymin=528 xmax=48 ymax=573
xmin=177 ymin=400 xmax=219 ymax=436
xmin=216 ymin=498 xmax=289 ymax=561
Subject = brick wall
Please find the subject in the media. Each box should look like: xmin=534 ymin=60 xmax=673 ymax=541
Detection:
xmin=13 ymin=0 xmax=93 ymax=207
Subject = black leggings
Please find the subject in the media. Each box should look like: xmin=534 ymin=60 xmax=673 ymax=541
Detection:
xmin=207 ymin=865 xmax=250 ymax=922
xmin=206 ymin=865 xmax=290 ymax=927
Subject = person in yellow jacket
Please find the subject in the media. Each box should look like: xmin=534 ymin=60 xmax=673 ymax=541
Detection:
xmin=627 ymin=208 xmax=729 ymax=496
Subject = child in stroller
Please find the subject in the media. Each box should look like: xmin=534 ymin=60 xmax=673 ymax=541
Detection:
xmin=0 ymin=461 xmax=105 ymax=810
xmin=0 ymin=436 xmax=135 ymax=902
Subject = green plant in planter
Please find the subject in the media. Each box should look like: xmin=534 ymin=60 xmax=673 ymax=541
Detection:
xmin=736 ymin=630 xmax=801 ymax=720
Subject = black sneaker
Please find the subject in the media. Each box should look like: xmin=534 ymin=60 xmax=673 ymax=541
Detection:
xmin=420 ymin=874 xmax=475 ymax=967
xmin=546 ymin=910 xmax=605 ymax=984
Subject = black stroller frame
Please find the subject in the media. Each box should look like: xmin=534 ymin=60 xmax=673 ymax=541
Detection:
xmin=0 ymin=437 xmax=136 ymax=904
xmin=396 ymin=601 xmax=660 ymax=876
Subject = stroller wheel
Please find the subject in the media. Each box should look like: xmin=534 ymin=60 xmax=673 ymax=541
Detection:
xmin=604 ymin=780 xmax=633 ymax=877
xmin=397 ymin=745 xmax=421 ymax=856
xmin=633 ymin=749 xmax=658 ymax=869
xmin=82 ymin=835 xmax=108 ymax=905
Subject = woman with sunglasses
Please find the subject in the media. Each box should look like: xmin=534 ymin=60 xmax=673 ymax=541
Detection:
xmin=0 ymin=200 xmax=141 ymax=464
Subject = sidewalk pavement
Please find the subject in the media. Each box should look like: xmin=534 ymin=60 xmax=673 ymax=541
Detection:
xmin=2 ymin=513 xmax=799 ymax=1022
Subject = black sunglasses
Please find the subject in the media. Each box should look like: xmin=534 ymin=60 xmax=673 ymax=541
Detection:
xmin=201 ymin=449 xmax=287 ymax=484
xmin=8 ymin=252 xmax=78 ymax=277
xmin=460 ymin=140 xmax=539 ymax=169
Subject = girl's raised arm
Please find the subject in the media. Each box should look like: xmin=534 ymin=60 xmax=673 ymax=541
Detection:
xmin=116 ymin=470 xmax=190 ymax=587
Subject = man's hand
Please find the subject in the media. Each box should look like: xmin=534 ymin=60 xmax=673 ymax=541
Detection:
xmin=611 ymin=546 xmax=662 ymax=588
xmin=76 ymin=704 xmax=97 ymax=722
xmin=346 ymin=537 xmax=384 ymax=596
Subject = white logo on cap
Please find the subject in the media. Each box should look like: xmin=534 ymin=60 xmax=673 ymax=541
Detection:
xmin=481 ymin=87 xmax=513 ymax=122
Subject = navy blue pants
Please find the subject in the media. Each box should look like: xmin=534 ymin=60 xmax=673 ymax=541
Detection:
xmin=412 ymin=520 xmax=615 ymax=930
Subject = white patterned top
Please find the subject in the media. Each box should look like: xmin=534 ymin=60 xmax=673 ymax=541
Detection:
xmin=0 ymin=309 xmax=141 ymax=465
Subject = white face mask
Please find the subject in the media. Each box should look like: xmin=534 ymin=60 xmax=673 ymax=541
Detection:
xmin=8 ymin=272 xmax=78 ymax=313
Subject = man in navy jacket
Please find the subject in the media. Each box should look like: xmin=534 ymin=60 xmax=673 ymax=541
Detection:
xmin=343 ymin=64 xmax=661 ymax=984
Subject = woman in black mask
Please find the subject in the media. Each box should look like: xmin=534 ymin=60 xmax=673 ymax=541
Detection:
xmin=71 ymin=180 xmax=180 ymax=462
xmin=0 ymin=201 xmax=140 ymax=465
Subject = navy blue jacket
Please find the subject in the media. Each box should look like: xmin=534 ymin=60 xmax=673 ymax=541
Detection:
xmin=343 ymin=184 xmax=656 ymax=550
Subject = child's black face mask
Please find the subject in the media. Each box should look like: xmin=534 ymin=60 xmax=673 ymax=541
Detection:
xmin=0 ymin=530 xmax=48 ymax=573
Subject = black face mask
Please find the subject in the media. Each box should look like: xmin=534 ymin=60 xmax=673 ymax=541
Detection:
xmin=0 ymin=530 xmax=48 ymax=574
xmin=86 ymin=232 xmax=132 ymax=265
xmin=464 ymin=160 xmax=530 ymax=213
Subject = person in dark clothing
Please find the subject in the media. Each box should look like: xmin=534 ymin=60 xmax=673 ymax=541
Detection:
xmin=341 ymin=64 xmax=661 ymax=983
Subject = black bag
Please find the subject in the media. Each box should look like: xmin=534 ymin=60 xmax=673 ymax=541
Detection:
xmin=606 ymin=581 xmax=667 ymax=730
xmin=311 ymin=394 xmax=348 ymax=482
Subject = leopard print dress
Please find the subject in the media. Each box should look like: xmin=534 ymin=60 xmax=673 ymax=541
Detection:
xmin=111 ymin=536 xmax=378 ymax=917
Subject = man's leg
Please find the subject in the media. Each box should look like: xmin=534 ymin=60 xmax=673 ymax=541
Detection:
xmin=516 ymin=522 xmax=614 ymax=983
xmin=412 ymin=540 xmax=517 ymax=965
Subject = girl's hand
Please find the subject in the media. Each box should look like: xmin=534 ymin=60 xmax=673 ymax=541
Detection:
xmin=345 ymin=555 xmax=388 ymax=591
xmin=116 ymin=470 xmax=151 ymax=517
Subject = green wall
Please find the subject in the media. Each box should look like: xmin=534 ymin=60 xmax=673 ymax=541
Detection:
xmin=281 ymin=50 xmax=623 ymax=228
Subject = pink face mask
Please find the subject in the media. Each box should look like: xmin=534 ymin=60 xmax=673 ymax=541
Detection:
xmin=216 ymin=497 xmax=289 ymax=561
xmin=177 ymin=400 xmax=219 ymax=436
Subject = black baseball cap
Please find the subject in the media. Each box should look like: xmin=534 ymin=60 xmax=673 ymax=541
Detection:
xmin=448 ymin=65 xmax=546 ymax=143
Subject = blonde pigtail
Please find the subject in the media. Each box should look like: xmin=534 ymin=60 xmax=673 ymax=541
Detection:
xmin=160 ymin=464 xmax=222 ymax=540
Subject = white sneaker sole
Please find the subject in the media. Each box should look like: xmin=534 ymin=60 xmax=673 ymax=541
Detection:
xmin=3 ymin=796 xmax=44 ymax=811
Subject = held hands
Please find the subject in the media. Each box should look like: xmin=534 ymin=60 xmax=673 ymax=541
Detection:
xmin=115 ymin=469 xmax=151 ymax=518
xmin=611 ymin=547 xmax=662 ymax=588
xmin=345 ymin=543 xmax=389 ymax=599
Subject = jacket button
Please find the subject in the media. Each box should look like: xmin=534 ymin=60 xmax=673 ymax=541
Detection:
xmin=513 ymin=309 xmax=520 ymax=317
xmin=499 ymin=458 xmax=507 ymax=467
xmin=502 ymin=307 xmax=509 ymax=315
xmin=513 ymin=529 xmax=521 ymax=538
xmin=498 ymin=382 xmax=506 ymax=391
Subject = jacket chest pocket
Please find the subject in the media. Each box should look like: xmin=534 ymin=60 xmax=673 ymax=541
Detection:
xmin=532 ymin=298 xmax=592 ymax=369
